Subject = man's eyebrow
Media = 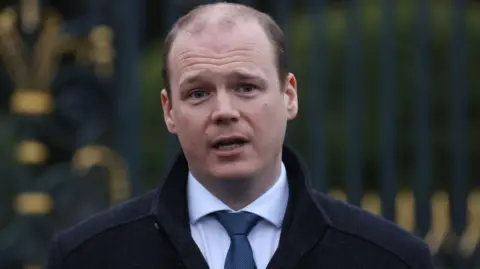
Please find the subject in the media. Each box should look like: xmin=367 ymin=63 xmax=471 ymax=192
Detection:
xmin=228 ymin=70 xmax=266 ymax=82
xmin=178 ymin=69 xmax=267 ymax=88
xmin=178 ymin=71 xmax=207 ymax=88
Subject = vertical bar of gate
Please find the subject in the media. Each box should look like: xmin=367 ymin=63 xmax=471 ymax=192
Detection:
xmin=345 ymin=0 xmax=363 ymax=206
xmin=451 ymin=0 xmax=468 ymax=268
xmin=273 ymin=0 xmax=293 ymax=145
xmin=379 ymin=0 xmax=396 ymax=222
xmin=307 ymin=0 xmax=327 ymax=192
xmin=162 ymin=0 xmax=180 ymax=173
xmin=114 ymin=0 xmax=142 ymax=195
xmin=414 ymin=0 xmax=431 ymax=238
xmin=162 ymin=0 xmax=178 ymax=40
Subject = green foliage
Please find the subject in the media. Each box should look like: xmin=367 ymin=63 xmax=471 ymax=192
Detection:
xmin=140 ymin=44 xmax=168 ymax=187
xmin=139 ymin=1 xmax=480 ymax=190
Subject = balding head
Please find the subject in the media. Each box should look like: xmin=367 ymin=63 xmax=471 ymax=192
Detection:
xmin=162 ymin=2 xmax=288 ymax=94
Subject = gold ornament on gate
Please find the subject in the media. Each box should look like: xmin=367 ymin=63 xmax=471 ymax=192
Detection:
xmin=0 ymin=4 xmax=116 ymax=165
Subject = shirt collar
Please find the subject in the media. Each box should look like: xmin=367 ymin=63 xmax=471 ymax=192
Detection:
xmin=187 ymin=162 xmax=289 ymax=228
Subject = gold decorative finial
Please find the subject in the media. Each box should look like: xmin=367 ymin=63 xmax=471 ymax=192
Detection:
xmin=0 ymin=8 xmax=30 ymax=87
xmin=20 ymin=0 xmax=40 ymax=33
xmin=425 ymin=191 xmax=450 ymax=254
xmin=0 ymin=7 xmax=16 ymax=35
xmin=0 ymin=7 xmax=115 ymax=99
xmin=459 ymin=192 xmax=480 ymax=257
xmin=32 ymin=10 xmax=63 ymax=90
xmin=90 ymin=25 xmax=115 ymax=77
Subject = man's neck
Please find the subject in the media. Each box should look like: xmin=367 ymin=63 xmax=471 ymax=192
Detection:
xmin=197 ymin=160 xmax=283 ymax=211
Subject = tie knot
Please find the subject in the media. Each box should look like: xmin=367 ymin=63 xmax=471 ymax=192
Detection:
xmin=214 ymin=211 xmax=261 ymax=236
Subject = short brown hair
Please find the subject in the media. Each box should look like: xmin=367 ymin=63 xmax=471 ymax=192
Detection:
xmin=161 ymin=3 xmax=288 ymax=94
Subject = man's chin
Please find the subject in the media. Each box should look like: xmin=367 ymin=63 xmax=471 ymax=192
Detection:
xmin=211 ymin=172 xmax=254 ymax=181
xmin=209 ymin=163 xmax=257 ymax=181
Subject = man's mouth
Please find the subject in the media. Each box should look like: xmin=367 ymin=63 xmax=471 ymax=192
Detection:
xmin=212 ymin=137 xmax=248 ymax=151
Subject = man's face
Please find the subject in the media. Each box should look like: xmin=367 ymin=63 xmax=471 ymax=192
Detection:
xmin=161 ymin=19 xmax=298 ymax=182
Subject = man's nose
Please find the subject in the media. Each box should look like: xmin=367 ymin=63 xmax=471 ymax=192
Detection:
xmin=210 ymin=92 xmax=240 ymax=125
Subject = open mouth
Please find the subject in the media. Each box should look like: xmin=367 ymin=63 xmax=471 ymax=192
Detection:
xmin=213 ymin=137 xmax=248 ymax=151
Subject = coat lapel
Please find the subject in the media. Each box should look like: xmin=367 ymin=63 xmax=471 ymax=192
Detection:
xmin=149 ymin=154 xmax=209 ymax=269
xmin=266 ymin=146 xmax=332 ymax=269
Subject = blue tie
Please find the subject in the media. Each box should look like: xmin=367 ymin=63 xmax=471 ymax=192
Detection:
xmin=214 ymin=211 xmax=261 ymax=269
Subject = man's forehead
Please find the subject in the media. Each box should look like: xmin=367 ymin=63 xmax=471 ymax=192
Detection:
xmin=166 ymin=7 xmax=277 ymax=86
xmin=171 ymin=35 xmax=273 ymax=80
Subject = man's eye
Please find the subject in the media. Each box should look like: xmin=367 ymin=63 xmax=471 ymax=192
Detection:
xmin=188 ymin=89 xmax=208 ymax=99
xmin=237 ymin=84 xmax=256 ymax=93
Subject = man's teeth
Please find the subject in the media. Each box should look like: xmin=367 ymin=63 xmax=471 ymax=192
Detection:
xmin=217 ymin=143 xmax=243 ymax=150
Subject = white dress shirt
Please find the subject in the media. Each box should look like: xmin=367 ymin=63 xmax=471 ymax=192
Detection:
xmin=187 ymin=162 xmax=289 ymax=269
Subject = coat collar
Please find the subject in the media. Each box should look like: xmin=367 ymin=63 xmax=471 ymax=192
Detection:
xmin=149 ymin=144 xmax=332 ymax=269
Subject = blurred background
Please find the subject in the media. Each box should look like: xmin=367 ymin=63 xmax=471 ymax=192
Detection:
xmin=0 ymin=0 xmax=478 ymax=268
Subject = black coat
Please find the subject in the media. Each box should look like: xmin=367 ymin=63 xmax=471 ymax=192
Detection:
xmin=46 ymin=145 xmax=434 ymax=269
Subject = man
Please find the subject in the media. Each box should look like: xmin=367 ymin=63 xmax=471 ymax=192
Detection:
xmin=46 ymin=3 xmax=434 ymax=269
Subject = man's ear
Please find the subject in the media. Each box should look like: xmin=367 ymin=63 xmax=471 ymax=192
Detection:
xmin=284 ymin=73 xmax=298 ymax=120
xmin=161 ymin=89 xmax=177 ymax=134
